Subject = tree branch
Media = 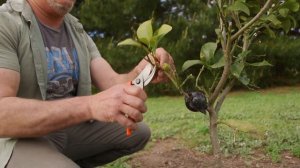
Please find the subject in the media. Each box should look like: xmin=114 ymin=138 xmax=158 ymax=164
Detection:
xmin=215 ymin=79 xmax=236 ymax=113
xmin=209 ymin=0 xmax=273 ymax=105
xmin=230 ymin=0 xmax=273 ymax=41
xmin=196 ymin=66 xmax=205 ymax=91
xmin=209 ymin=38 xmax=232 ymax=105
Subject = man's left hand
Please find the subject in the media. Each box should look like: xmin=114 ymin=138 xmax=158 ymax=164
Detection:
xmin=136 ymin=48 xmax=175 ymax=84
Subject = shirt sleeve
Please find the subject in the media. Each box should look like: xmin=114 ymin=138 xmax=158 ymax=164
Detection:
xmin=86 ymin=33 xmax=102 ymax=60
xmin=0 ymin=13 xmax=20 ymax=72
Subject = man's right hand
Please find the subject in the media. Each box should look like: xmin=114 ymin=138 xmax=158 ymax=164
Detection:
xmin=88 ymin=84 xmax=147 ymax=130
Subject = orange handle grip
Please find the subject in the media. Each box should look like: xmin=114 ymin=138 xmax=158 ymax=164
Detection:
xmin=126 ymin=128 xmax=132 ymax=136
xmin=126 ymin=81 xmax=133 ymax=137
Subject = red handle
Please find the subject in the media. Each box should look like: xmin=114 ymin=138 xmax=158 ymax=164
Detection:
xmin=126 ymin=128 xmax=132 ymax=136
xmin=126 ymin=81 xmax=133 ymax=137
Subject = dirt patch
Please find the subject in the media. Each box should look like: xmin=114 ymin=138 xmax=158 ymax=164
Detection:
xmin=128 ymin=138 xmax=300 ymax=168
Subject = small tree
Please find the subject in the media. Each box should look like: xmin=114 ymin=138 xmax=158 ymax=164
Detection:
xmin=118 ymin=0 xmax=299 ymax=165
xmin=182 ymin=0 xmax=299 ymax=162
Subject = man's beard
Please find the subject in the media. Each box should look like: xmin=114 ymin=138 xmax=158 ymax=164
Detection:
xmin=46 ymin=0 xmax=75 ymax=16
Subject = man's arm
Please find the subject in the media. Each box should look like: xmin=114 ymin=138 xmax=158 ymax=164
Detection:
xmin=90 ymin=57 xmax=140 ymax=90
xmin=0 ymin=68 xmax=146 ymax=138
xmin=0 ymin=68 xmax=91 ymax=137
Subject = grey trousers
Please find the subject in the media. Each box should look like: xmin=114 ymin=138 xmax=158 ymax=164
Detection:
xmin=6 ymin=121 xmax=151 ymax=168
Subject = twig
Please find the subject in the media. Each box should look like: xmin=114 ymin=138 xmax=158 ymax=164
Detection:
xmin=216 ymin=1 xmax=228 ymax=50
xmin=215 ymin=79 xmax=236 ymax=113
xmin=209 ymin=72 xmax=221 ymax=94
xmin=231 ymin=0 xmax=273 ymax=41
xmin=209 ymin=37 xmax=232 ymax=105
xmin=180 ymin=74 xmax=194 ymax=88
xmin=195 ymin=66 xmax=205 ymax=91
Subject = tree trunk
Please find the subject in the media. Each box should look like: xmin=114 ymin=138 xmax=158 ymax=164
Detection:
xmin=208 ymin=107 xmax=222 ymax=167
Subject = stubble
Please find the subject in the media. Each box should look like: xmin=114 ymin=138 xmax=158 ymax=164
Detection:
xmin=46 ymin=0 xmax=75 ymax=16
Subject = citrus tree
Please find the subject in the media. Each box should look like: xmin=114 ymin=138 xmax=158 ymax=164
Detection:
xmin=117 ymin=0 xmax=299 ymax=165
xmin=182 ymin=0 xmax=299 ymax=161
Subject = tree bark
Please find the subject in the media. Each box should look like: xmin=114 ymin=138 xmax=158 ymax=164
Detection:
xmin=208 ymin=107 xmax=222 ymax=167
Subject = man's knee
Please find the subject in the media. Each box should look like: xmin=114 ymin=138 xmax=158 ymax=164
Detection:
xmin=6 ymin=138 xmax=79 ymax=168
xmin=130 ymin=122 xmax=151 ymax=151
xmin=137 ymin=122 xmax=151 ymax=141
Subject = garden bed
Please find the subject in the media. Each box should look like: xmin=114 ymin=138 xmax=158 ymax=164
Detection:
xmin=129 ymin=138 xmax=300 ymax=168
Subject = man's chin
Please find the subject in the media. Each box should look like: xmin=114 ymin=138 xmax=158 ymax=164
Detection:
xmin=56 ymin=5 xmax=74 ymax=15
xmin=47 ymin=0 xmax=75 ymax=16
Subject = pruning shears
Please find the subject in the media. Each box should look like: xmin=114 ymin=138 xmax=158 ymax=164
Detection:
xmin=126 ymin=63 xmax=156 ymax=136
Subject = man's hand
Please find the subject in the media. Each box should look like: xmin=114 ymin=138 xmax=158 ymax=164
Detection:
xmin=88 ymin=84 xmax=147 ymax=130
xmin=136 ymin=48 xmax=175 ymax=84
xmin=152 ymin=48 xmax=175 ymax=83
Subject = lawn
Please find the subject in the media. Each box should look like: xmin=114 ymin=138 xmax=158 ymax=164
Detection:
xmin=104 ymin=86 xmax=300 ymax=167
xmin=146 ymin=87 xmax=300 ymax=156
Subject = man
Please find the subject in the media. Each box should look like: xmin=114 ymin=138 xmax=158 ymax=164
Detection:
xmin=0 ymin=0 xmax=174 ymax=167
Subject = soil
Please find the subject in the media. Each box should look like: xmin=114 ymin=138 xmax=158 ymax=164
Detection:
xmin=128 ymin=138 xmax=300 ymax=168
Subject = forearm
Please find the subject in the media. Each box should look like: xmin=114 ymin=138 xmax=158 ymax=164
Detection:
xmin=112 ymin=68 xmax=140 ymax=85
xmin=91 ymin=57 xmax=142 ymax=90
xmin=0 ymin=96 xmax=91 ymax=138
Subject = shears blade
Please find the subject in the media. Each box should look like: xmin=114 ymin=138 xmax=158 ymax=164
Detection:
xmin=131 ymin=63 xmax=156 ymax=88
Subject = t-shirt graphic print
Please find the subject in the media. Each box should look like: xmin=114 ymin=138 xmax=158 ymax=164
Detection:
xmin=38 ymin=21 xmax=80 ymax=100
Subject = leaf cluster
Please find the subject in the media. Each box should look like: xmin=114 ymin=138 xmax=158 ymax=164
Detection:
xmin=118 ymin=20 xmax=172 ymax=58
xmin=182 ymin=0 xmax=299 ymax=98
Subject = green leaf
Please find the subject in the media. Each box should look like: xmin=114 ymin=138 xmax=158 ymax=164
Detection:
xmin=153 ymin=24 xmax=172 ymax=42
xmin=291 ymin=2 xmax=300 ymax=12
xmin=208 ymin=50 xmax=224 ymax=68
xmin=266 ymin=14 xmax=282 ymax=26
xmin=149 ymin=24 xmax=172 ymax=51
xmin=231 ymin=51 xmax=252 ymax=85
xmin=247 ymin=60 xmax=272 ymax=67
xmin=149 ymin=38 xmax=158 ymax=52
xmin=239 ymin=70 xmax=250 ymax=86
xmin=231 ymin=59 xmax=245 ymax=78
xmin=281 ymin=19 xmax=291 ymax=33
xmin=200 ymin=42 xmax=218 ymax=63
xmin=282 ymin=0 xmax=300 ymax=12
xmin=263 ymin=24 xmax=276 ymax=38
xmin=215 ymin=28 xmax=222 ymax=39
xmin=210 ymin=56 xmax=224 ymax=69
xmin=279 ymin=8 xmax=290 ymax=17
xmin=228 ymin=0 xmax=250 ymax=16
xmin=182 ymin=60 xmax=203 ymax=72
xmin=117 ymin=38 xmax=142 ymax=47
xmin=236 ymin=50 xmax=251 ymax=62
xmin=240 ymin=15 xmax=248 ymax=22
xmin=137 ymin=20 xmax=153 ymax=46
xmin=289 ymin=15 xmax=298 ymax=28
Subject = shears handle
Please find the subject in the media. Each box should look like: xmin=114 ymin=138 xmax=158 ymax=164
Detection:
xmin=126 ymin=81 xmax=133 ymax=136
xmin=126 ymin=128 xmax=132 ymax=137
xmin=125 ymin=63 xmax=156 ymax=137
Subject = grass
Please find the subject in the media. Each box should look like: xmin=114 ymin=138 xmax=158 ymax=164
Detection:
xmin=102 ymin=86 xmax=300 ymax=167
